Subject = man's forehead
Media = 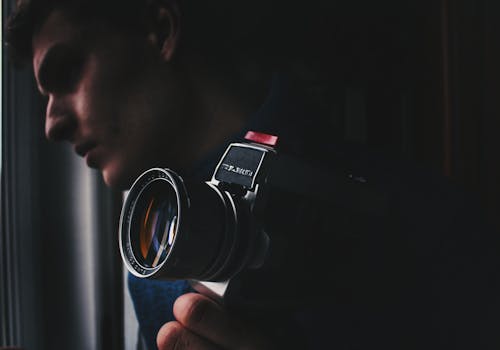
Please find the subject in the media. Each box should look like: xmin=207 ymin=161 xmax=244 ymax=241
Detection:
xmin=32 ymin=10 xmax=83 ymax=72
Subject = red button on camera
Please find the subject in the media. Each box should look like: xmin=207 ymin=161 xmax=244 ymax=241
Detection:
xmin=244 ymin=131 xmax=278 ymax=146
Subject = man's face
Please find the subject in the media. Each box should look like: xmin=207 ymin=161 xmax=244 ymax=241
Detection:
xmin=32 ymin=10 xmax=191 ymax=189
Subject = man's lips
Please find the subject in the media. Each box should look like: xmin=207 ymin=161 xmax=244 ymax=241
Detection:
xmin=74 ymin=141 xmax=97 ymax=158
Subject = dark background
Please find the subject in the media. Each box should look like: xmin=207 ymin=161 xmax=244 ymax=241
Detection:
xmin=2 ymin=0 xmax=500 ymax=349
xmin=295 ymin=0 xmax=500 ymax=230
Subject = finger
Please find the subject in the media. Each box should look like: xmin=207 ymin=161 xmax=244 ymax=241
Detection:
xmin=157 ymin=320 xmax=221 ymax=350
xmin=173 ymin=293 xmax=272 ymax=350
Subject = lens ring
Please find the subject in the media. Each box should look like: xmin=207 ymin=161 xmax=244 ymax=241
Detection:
xmin=131 ymin=178 xmax=178 ymax=268
xmin=119 ymin=168 xmax=185 ymax=277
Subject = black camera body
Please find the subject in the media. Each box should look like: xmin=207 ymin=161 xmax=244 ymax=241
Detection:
xmin=120 ymin=131 xmax=387 ymax=310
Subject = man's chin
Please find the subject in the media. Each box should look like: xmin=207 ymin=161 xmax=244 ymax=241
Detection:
xmin=102 ymin=168 xmax=136 ymax=191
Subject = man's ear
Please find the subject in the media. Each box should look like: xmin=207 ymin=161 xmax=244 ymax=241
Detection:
xmin=147 ymin=0 xmax=180 ymax=61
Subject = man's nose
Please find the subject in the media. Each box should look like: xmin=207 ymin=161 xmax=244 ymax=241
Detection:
xmin=45 ymin=96 xmax=77 ymax=142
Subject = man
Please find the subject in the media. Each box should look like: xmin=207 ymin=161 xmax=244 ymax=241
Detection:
xmin=7 ymin=0 xmax=319 ymax=348
xmin=6 ymin=0 xmax=500 ymax=349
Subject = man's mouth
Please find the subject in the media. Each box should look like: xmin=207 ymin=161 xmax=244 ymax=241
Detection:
xmin=75 ymin=141 xmax=97 ymax=158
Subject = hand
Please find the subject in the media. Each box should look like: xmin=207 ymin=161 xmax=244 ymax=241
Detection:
xmin=157 ymin=292 xmax=273 ymax=350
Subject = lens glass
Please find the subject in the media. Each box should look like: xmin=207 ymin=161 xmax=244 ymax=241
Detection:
xmin=130 ymin=179 xmax=178 ymax=268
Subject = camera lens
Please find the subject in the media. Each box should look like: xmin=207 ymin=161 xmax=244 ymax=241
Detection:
xmin=120 ymin=168 xmax=252 ymax=281
xmin=130 ymin=179 xmax=178 ymax=269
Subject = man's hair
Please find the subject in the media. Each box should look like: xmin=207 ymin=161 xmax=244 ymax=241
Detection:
xmin=5 ymin=0 xmax=161 ymax=66
xmin=5 ymin=0 xmax=281 ymax=68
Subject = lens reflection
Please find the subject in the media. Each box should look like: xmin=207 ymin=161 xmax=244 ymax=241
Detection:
xmin=131 ymin=180 xmax=178 ymax=268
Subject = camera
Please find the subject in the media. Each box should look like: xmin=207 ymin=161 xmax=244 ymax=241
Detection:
xmin=119 ymin=131 xmax=387 ymax=309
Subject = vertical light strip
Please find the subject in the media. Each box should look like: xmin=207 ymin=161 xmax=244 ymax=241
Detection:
xmin=74 ymin=160 xmax=98 ymax=350
xmin=122 ymin=190 xmax=140 ymax=350
xmin=2 ymin=1 xmax=22 ymax=345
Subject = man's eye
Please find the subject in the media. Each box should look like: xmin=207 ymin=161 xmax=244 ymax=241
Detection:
xmin=38 ymin=45 xmax=86 ymax=94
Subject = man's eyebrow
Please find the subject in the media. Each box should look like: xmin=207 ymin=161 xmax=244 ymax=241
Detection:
xmin=37 ymin=44 xmax=64 ymax=82
xmin=35 ymin=44 xmax=62 ymax=94
xmin=36 ymin=43 xmax=84 ymax=95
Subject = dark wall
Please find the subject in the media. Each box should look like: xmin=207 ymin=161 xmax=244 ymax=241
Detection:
xmin=299 ymin=0 xmax=499 ymax=229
